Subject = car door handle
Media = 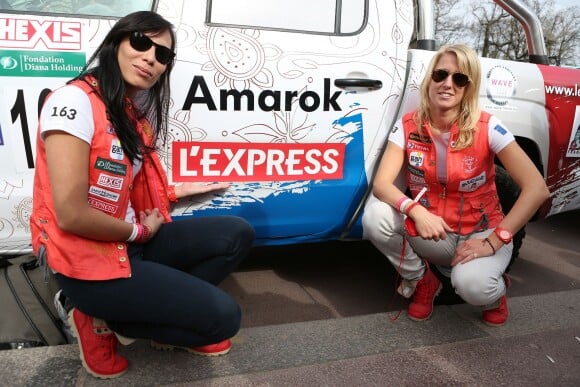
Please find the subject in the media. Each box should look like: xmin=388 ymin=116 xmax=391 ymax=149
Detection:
xmin=334 ymin=78 xmax=383 ymax=90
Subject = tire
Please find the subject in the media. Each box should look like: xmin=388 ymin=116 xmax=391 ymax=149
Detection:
xmin=431 ymin=164 xmax=525 ymax=304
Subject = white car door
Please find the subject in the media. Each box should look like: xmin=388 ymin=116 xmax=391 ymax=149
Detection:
xmin=160 ymin=0 xmax=414 ymax=243
xmin=0 ymin=0 xmax=415 ymax=253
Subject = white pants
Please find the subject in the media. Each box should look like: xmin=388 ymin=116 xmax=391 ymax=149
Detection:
xmin=362 ymin=196 xmax=512 ymax=307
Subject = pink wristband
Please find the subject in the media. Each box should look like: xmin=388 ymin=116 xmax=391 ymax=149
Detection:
xmin=141 ymin=225 xmax=151 ymax=242
xmin=135 ymin=224 xmax=151 ymax=244
xmin=135 ymin=224 xmax=144 ymax=242
xmin=397 ymin=198 xmax=412 ymax=214
xmin=396 ymin=196 xmax=408 ymax=210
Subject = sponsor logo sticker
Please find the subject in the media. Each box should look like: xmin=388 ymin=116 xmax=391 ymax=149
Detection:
xmin=0 ymin=18 xmax=82 ymax=50
xmin=182 ymin=76 xmax=342 ymax=113
xmin=172 ymin=142 xmax=345 ymax=182
xmin=493 ymin=124 xmax=507 ymax=135
xmin=89 ymin=185 xmax=120 ymax=202
xmin=565 ymin=106 xmax=580 ymax=158
xmin=88 ymin=197 xmax=118 ymax=214
xmin=409 ymin=132 xmax=432 ymax=143
xmin=409 ymin=173 xmax=426 ymax=184
xmin=463 ymin=155 xmax=477 ymax=174
xmin=97 ymin=173 xmax=124 ymax=190
xmin=459 ymin=172 xmax=486 ymax=192
xmin=485 ymin=65 xmax=517 ymax=108
xmin=409 ymin=151 xmax=424 ymax=167
xmin=95 ymin=157 xmax=127 ymax=176
xmin=0 ymin=50 xmax=85 ymax=77
xmin=407 ymin=141 xmax=430 ymax=152
xmin=409 ymin=184 xmax=427 ymax=192
xmin=408 ymin=165 xmax=425 ymax=177
xmin=110 ymin=139 xmax=123 ymax=160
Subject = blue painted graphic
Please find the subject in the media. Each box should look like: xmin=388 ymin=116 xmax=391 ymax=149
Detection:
xmin=172 ymin=112 xmax=368 ymax=246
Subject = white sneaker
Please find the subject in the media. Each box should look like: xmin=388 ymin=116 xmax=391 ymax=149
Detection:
xmin=397 ymin=278 xmax=419 ymax=298
xmin=53 ymin=290 xmax=76 ymax=343
xmin=114 ymin=332 xmax=136 ymax=346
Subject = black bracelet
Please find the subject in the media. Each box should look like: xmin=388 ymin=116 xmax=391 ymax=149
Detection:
xmin=483 ymin=237 xmax=496 ymax=255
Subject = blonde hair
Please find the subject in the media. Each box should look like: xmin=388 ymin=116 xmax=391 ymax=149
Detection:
xmin=415 ymin=44 xmax=481 ymax=150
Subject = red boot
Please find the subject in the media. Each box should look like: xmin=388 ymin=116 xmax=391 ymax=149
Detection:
xmin=152 ymin=339 xmax=231 ymax=356
xmin=407 ymin=267 xmax=442 ymax=321
xmin=68 ymin=309 xmax=129 ymax=379
xmin=482 ymin=295 xmax=509 ymax=326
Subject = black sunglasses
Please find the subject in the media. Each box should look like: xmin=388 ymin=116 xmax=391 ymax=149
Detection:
xmin=431 ymin=69 xmax=470 ymax=88
xmin=129 ymin=31 xmax=175 ymax=65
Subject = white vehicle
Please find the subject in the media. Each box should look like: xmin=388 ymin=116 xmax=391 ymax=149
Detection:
xmin=1 ymin=0 xmax=579 ymax=257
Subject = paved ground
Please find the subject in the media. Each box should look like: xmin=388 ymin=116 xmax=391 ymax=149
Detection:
xmin=0 ymin=210 xmax=578 ymax=386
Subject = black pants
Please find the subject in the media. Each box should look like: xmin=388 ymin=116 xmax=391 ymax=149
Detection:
xmin=55 ymin=216 xmax=254 ymax=347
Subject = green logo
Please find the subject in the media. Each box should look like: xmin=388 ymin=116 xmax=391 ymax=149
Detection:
xmin=0 ymin=50 xmax=86 ymax=77
xmin=95 ymin=157 xmax=127 ymax=176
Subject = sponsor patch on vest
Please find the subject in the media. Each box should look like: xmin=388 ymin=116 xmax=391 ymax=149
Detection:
xmin=410 ymin=184 xmax=427 ymax=193
xmin=409 ymin=173 xmax=426 ymax=184
xmin=409 ymin=132 xmax=432 ymax=143
xmin=463 ymin=155 xmax=477 ymax=174
xmin=407 ymin=141 xmax=430 ymax=152
xmin=97 ymin=173 xmax=124 ymax=190
xmin=409 ymin=151 xmax=424 ymax=167
xmin=88 ymin=197 xmax=118 ymax=214
xmin=110 ymin=139 xmax=124 ymax=160
xmin=95 ymin=157 xmax=127 ymax=176
xmin=408 ymin=165 xmax=425 ymax=177
xmin=89 ymin=185 xmax=120 ymax=202
xmin=459 ymin=171 xmax=486 ymax=192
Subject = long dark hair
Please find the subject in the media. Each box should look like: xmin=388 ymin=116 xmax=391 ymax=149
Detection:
xmin=72 ymin=11 xmax=175 ymax=163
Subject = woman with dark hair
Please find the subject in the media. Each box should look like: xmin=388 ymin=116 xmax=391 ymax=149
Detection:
xmin=31 ymin=11 xmax=255 ymax=379
xmin=363 ymin=44 xmax=549 ymax=326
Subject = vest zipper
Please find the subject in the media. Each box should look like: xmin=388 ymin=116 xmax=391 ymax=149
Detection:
xmin=439 ymin=184 xmax=447 ymax=198
xmin=439 ymin=184 xmax=447 ymax=219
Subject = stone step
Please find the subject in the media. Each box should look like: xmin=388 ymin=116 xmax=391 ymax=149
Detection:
xmin=1 ymin=289 xmax=578 ymax=386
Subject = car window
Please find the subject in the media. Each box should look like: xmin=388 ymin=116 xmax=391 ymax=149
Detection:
xmin=0 ymin=0 xmax=153 ymax=17
xmin=207 ymin=0 xmax=367 ymax=35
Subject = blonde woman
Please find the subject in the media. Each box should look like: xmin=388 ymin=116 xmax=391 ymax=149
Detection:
xmin=363 ymin=44 xmax=549 ymax=325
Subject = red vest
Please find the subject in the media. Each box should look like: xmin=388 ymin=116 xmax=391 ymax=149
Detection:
xmin=31 ymin=78 xmax=176 ymax=280
xmin=402 ymin=111 xmax=504 ymax=234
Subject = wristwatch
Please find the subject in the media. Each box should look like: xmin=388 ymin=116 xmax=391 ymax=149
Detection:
xmin=494 ymin=227 xmax=513 ymax=244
